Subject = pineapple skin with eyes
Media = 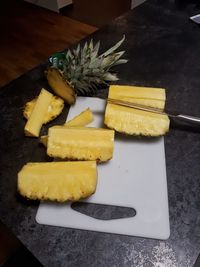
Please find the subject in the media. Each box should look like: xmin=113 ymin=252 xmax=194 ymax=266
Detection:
xmin=105 ymin=103 xmax=170 ymax=136
xmin=47 ymin=126 xmax=115 ymax=162
xmin=18 ymin=161 xmax=97 ymax=202
xmin=23 ymin=95 xmax=64 ymax=124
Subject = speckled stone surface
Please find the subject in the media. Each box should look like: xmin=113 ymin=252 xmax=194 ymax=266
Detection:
xmin=1 ymin=1 xmax=200 ymax=266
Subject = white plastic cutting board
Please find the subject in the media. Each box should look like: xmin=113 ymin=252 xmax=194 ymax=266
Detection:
xmin=36 ymin=97 xmax=170 ymax=240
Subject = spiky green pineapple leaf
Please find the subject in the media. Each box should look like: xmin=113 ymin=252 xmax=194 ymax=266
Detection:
xmin=100 ymin=35 xmax=126 ymax=57
xmin=50 ymin=35 xmax=128 ymax=95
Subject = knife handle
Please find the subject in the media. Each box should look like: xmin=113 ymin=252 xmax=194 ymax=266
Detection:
xmin=177 ymin=114 xmax=200 ymax=125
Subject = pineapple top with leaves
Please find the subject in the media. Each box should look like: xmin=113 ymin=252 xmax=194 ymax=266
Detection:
xmin=49 ymin=35 xmax=128 ymax=96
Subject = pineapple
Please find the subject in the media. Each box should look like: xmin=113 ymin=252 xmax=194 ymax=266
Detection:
xmin=108 ymin=85 xmax=166 ymax=110
xmin=64 ymin=108 xmax=93 ymax=126
xmin=46 ymin=68 xmax=76 ymax=104
xmin=105 ymin=103 xmax=169 ymax=136
xmin=47 ymin=126 xmax=115 ymax=162
xmin=23 ymin=95 xmax=64 ymax=123
xmin=105 ymin=85 xmax=170 ymax=136
xmin=24 ymin=88 xmax=53 ymax=137
xmin=18 ymin=161 xmax=97 ymax=202
xmin=40 ymin=135 xmax=48 ymax=147
xmin=39 ymin=107 xmax=94 ymax=147
xmin=47 ymin=36 xmax=128 ymax=104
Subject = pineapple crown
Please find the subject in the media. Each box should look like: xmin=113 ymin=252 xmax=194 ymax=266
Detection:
xmin=50 ymin=35 xmax=128 ymax=95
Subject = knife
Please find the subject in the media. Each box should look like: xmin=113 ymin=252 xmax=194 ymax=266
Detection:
xmin=107 ymin=98 xmax=200 ymax=125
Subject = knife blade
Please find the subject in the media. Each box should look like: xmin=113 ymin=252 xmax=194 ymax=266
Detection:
xmin=107 ymin=98 xmax=200 ymax=125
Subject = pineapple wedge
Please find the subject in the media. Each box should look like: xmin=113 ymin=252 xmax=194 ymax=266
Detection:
xmin=104 ymin=103 xmax=170 ymax=136
xmin=23 ymin=95 xmax=64 ymax=124
xmin=18 ymin=161 xmax=97 ymax=202
xmin=108 ymin=85 xmax=166 ymax=109
xmin=47 ymin=126 xmax=115 ymax=161
xmin=65 ymin=108 xmax=93 ymax=126
xmin=24 ymin=88 xmax=53 ymax=137
xmin=40 ymin=108 xmax=94 ymax=147
xmin=105 ymin=85 xmax=170 ymax=136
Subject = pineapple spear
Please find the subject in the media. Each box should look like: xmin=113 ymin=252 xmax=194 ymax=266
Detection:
xmin=46 ymin=35 xmax=128 ymax=105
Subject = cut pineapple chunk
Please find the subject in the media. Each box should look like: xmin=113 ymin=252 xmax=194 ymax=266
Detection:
xmin=104 ymin=103 xmax=170 ymax=136
xmin=105 ymin=85 xmax=169 ymax=136
xmin=18 ymin=161 xmax=97 ymax=202
xmin=65 ymin=108 xmax=93 ymax=126
xmin=108 ymin=85 xmax=166 ymax=109
xmin=40 ymin=135 xmax=48 ymax=146
xmin=47 ymin=126 xmax=114 ymax=161
xmin=24 ymin=88 xmax=53 ymax=137
xmin=23 ymin=95 xmax=64 ymax=123
xmin=40 ymin=108 xmax=94 ymax=147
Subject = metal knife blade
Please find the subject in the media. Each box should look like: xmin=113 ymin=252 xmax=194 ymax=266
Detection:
xmin=107 ymin=98 xmax=200 ymax=125
xmin=107 ymin=98 xmax=167 ymax=115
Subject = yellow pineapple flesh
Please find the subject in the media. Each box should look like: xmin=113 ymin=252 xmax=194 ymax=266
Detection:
xmin=105 ymin=103 xmax=169 ymax=136
xmin=105 ymin=85 xmax=170 ymax=136
xmin=65 ymin=108 xmax=93 ymax=126
xmin=47 ymin=126 xmax=115 ymax=162
xmin=39 ymin=108 xmax=94 ymax=147
xmin=108 ymin=85 xmax=166 ymax=109
xmin=24 ymin=88 xmax=53 ymax=137
xmin=23 ymin=95 xmax=64 ymax=124
xmin=18 ymin=161 xmax=97 ymax=202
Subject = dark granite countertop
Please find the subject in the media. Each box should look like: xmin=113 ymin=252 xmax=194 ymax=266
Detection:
xmin=1 ymin=1 xmax=200 ymax=266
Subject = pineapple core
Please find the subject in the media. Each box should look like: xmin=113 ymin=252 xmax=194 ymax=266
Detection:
xmin=18 ymin=161 xmax=97 ymax=202
xmin=24 ymin=88 xmax=53 ymax=137
xmin=105 ymin=85 xmax=170 ymax=136
xmin=47 ymin=126 xmax=115 ymax=161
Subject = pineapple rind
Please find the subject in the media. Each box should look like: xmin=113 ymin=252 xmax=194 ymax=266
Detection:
xmin=47 ymin=126 xmax=115 ymax=162
xmin=47 ymin=68 xmax=76 ymax=104
xmin=23 ymin=96 xmax=64 ymax=123
xmin=104 ymin=103 xmax=170 ymax=136
xmin=18 ymin=161 xmax=97 ymax=202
